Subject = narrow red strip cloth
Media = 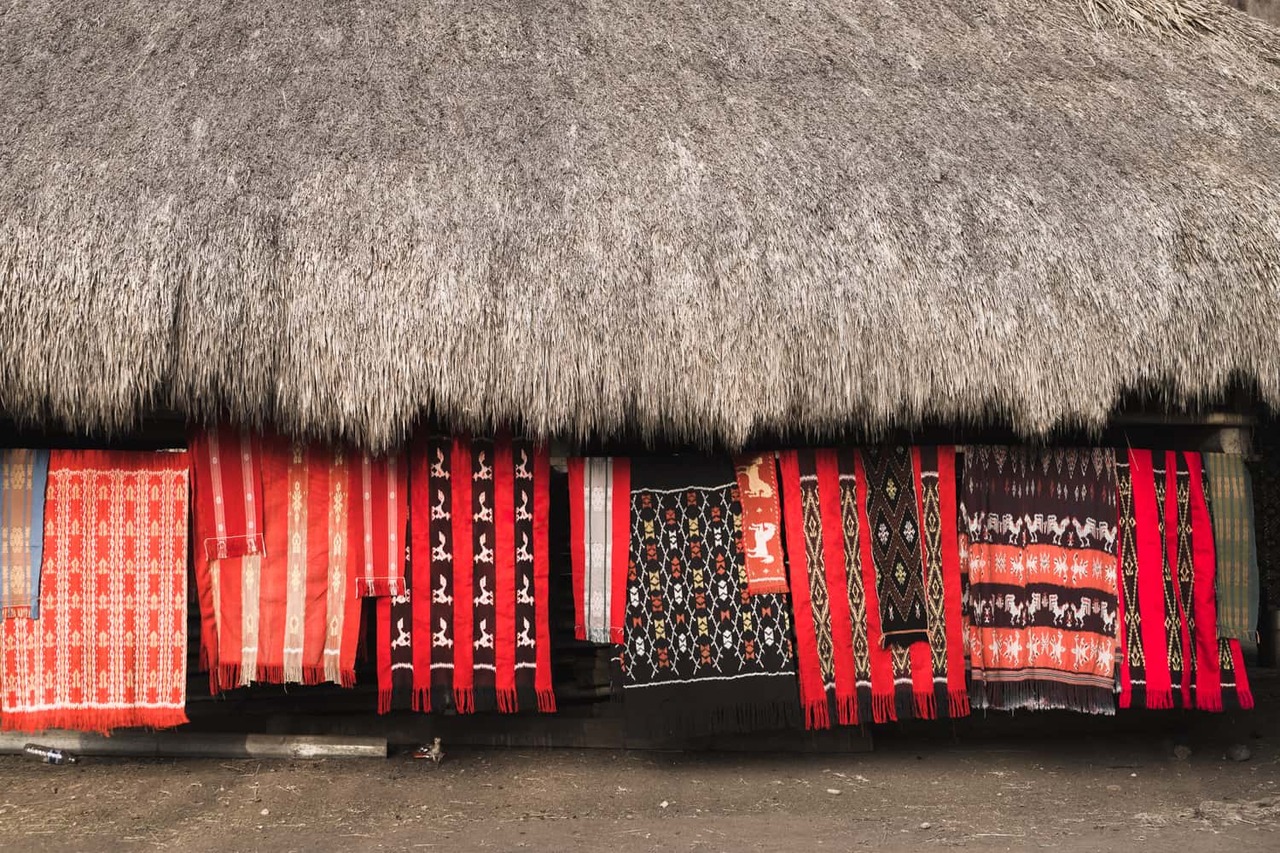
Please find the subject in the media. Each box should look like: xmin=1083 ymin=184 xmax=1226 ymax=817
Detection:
xmin=189 ymin=428 xmax=265 ymax=679
xmin=568 ymin=457 xmax=631 ymax=643
xmin=1 ymin=450 xmax=190 ymax=733
xmin=190 ymin=433 xmax=362 ymax=692
xmin=377 ymin=437 xmax=555 ymax=714
xmin=733 ymin=453 xmax=789 ymax=595
xmin=356 ymin=453 xmax=408 ymax=597
xmin=1116 ymin=450 xmax=1253 ymax=711
xmin=778 ymin=446 xmax=966 ymax=729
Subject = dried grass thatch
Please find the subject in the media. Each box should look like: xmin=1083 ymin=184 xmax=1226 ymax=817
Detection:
xmin=1 ymin=1 xmax=1279 ymax=450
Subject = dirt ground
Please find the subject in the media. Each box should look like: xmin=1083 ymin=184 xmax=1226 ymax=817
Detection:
xmin=0 ymin=723 xmax=1276 ymax=853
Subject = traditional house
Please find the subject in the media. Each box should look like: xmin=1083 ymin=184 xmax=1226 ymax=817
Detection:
xmin=0 ymin=1 xmax=1277 ymax=746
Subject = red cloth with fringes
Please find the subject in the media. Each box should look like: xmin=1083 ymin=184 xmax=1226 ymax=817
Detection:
xmin=377 ymin=438 xmax=556 ymax=715
xmin=190 ymin=433 xmax=363 ymax=693
xmin=1 ymin=451 xmax=191 ymax=734
xmin=777 ymin=447 xmax=968 ymax=729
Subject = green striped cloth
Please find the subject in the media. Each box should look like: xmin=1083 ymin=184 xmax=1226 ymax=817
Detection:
xmin=1203 ymin=453 xmax=1260 ymax=641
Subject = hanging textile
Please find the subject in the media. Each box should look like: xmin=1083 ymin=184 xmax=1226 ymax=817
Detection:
xmin=733 ymin=453 xmax=788 ymax=595
xmin=779 ymin=447 xmax=967 ymax=729
xmin=860 ymin=446 xmax=930 ymax=647
xmin=190 ymin=433 xmax=362 ymax=692
xmin=378 ymin=436 xmax=555 ymax=714
xmin=189 ymin=427 xmax=265 ymax=679
xmin=0 ymin=450 xmax=190 ymax=733
xmin=0 ymin=449 xmax=49 ymax=620
xmin=1202 ymin=453 xmax=1260 ymax=642
xmin=567 ymin=456 xmax=630 ymax=643
xmin=356 ymin=452 xmax=408 ymax=597
xmin=961 ymin=447 xmax=1120 ymax=715
xmin=620 ymin=457 xmax=800 ymax=737
xmin=1116 ymin=449 xmax=1253 ymax=711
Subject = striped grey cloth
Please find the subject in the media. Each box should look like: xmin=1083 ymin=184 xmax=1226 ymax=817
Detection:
xmin=1204 ymin=453 xmax=1260 ymax=641
xmin=580 ymin=458 xmax=617 ymax=644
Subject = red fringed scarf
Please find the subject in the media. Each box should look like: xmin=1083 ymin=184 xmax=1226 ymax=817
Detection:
xmin=567 ymin=457 xmax=630 ymax=643
xmin=377 ymin=436 xmax=555 ymax=714
xmin=190 ymin=433 xmax=362 ymax=691
xmin=779 ymin=446 xmax=967 ymax=728
xmin=1 ymin=451 xmax=190 ymax=733
xmin=1116 ymin=450 xmax=1253 ymax=711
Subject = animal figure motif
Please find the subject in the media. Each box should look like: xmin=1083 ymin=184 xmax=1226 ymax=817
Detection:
xmin=476 ymin=618 xmax=494 ymax=649
xmin=514 ymin=449 xmax=532 ymax=480
xmin=433 ymin=617 xmax=453 ymax=649
xmin=431 ymin=488 xmax=449 ymax=520
xmin=391 ymin=618 xmax=412 ymax=649
xmin=515 ymin=492 xmax=532 ymax=522
xmin=474 ymin=575 xmax=493 ymax=606
xmin=473 ymin=451 xmax=492 ymax=482
xmin=738 ymin=458 xmax=775 ymax=499
xmin=745 ymin=522 xmax=777 ymax=564
xmin=473 ymin=492 xmax=493 ymax=523
xmin=1072 ymin=517 xmax=1097 ymax=548
xmin=517 ymin=617 xmax=535 ymax=648
xmin=517 ymin=574 xmax=534 ymax=606
xmin=430 ymin=448 xmax=449 ymax=479
xmin=432 ymin=531 xmax=452 ymax=563
xmin=1047 ymin=516 xmax=1071 ymax=545
xmin=516 ymin=531 xmax=533 ymax=564
xmin=432 ymin=575 xmax=453 ymax=606
xmin=475 ymin=533 xmax=493 ymax=565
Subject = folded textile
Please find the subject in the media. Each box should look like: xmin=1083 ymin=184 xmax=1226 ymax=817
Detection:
xmin=962 ymin=447 xmax=1120 ymax=715
xmin=1 ymin=450 xmax=190 ymax=733
xmin=1202 ymin=454 xmax=1260 ymax=641
xmin=1116 ymin=450 xmax=1253 ymax=711
xmin=620 ymin=457 xmax=800 ymax=737
xmin=189 ymin=428 xmax=265 ymax=677
xmin=861 ymin=447 xmax=930 ymax=647
xmin=356 ymin=452 xmax=408 ymax=597
xmin=780 ymin=447 xmax=967 ymax=728
xmin=0 ymin=449 xmax=49 ymax=620
xmin=568 ymin=457 xmax=630 ymax=643
xmin=733 ymin=453 xmax=788 ymax=595
xmin=191 ymin=434 xmax=363 ymax=691
xmin=378 ymin=436 xmax=555 ymax=714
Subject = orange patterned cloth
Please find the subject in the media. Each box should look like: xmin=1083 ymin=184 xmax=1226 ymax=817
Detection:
xmin=733 ymin=453 xmax=788 ymax=595
xmin=1 ymin=450 xmax=191 ymax=733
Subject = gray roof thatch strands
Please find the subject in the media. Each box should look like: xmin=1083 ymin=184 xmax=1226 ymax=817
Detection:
xmin=1 ymin=1 xmax=1279 ymax=451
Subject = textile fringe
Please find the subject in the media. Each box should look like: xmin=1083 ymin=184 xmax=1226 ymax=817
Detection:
xmin=1 ymin=707 xmax=188 ymax=736
xmin=1235 ymin=683 xmax=1255 ymax=711
xmin=1196 ymin=691 xmax=1223 ymax=713
xmin=0 ymin=605 xmax=33 ymax=619
xmin=1145 ymin=689 xmax=1174 ymax=710
xmin=410 ymin=687 xmax=432 ymax=713
xmin=873 ymin=693 xmax=895 ymax=724
xmin=948 ymin=687 xmax=971 ymax=718
xmin=497 ymin=688 xmax=519 ymax=714
xmin=837 ymin=695 xmax=858 ymax=727
xmin=972 ymin=679 xmax=1117 ymax=716
xmin=377 ymin=689 xmax=393 ymax=715
xmin=536 ymin=689 xmax=557 ymax=713
xmin=748 ymin=579 xmax=790 ymax=596
xmin=914 ymin=690 xmax=937 ymax=721
xmin=357 ymin=578 xmax=403 ymax=598
xmin=629 ymin=699 xmax=801 ymax=740
xmin=804 ymin=699 xmax=831 ymax=731
xmin=454 ymin=687 xmax=475 ymax=715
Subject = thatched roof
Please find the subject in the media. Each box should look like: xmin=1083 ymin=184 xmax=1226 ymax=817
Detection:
xmin=2 ymin=1 xmax=1279 ymax=450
